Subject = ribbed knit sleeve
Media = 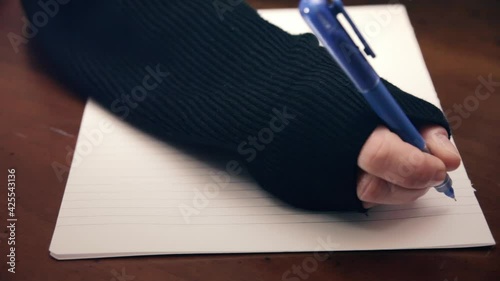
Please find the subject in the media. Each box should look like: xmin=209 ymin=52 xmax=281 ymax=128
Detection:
xmin=21 ymin=0 xmax=451 ymax=211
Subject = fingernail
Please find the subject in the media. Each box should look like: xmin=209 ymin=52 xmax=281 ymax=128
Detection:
xmin=357 ymin=173 xmax=371 ymax=194
xmin=430 ymin=170 xmax=447 ymax=186
xmin=363 ymin=202 xmax=378 ymax=209
xmin=434 ymin=132 xmax=460 ymax=157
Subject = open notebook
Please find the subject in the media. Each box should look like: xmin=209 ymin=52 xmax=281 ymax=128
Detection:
xmin=49 ymin=6 xmax=495 ymax=260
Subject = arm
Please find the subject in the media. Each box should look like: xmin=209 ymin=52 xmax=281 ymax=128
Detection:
xmin=21 ymin=0 xmax=455 ymax=211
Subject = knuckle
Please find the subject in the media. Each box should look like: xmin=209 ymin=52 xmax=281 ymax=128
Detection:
xmin=404 ymin=166 xmax=431 ymax=188
xmin=358 ymin=176 xmax=386 ymax=202
xmin=357 ymin=175 xmax=374 ymax=200
xmin=407 ymin=188 xmax=429 ymax=203
xmin=399 ymin=158 xmax=435 ymax=189
xmin=383 ymin=170 xmax=405 ymax=186
xmin=359 ymin=132 xmax=391 ymax=170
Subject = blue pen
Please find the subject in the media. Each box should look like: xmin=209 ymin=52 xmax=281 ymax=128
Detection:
xmin=299 ymin=0 xmax=456 ymax=200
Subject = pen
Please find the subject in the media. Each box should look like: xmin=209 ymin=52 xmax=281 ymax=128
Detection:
xmin=299 ymin=0 xmax=456 ymax=200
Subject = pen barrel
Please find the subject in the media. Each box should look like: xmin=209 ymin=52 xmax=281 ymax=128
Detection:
xmin=299 ymin=0 xmax=379 ymax=92
xmin=362 ymin=81 xmax=426 ymax=150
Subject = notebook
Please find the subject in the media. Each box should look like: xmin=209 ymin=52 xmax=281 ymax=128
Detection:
xmin=49 ymin=6 xmax=495 ymax=260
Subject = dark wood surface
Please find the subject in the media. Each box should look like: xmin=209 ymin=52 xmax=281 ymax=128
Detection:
xmin=0 ymin=0 xmax=498 ymax=280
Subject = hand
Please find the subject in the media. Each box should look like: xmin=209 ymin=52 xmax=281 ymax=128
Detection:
xmin=356 ymin=125 xmax=462 ymax=208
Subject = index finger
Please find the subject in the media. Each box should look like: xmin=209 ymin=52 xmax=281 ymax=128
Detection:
xmin=358 ymin=126 xmax=447 ymax=189
xmin=420 ymin=126 xmax=462 ymax=171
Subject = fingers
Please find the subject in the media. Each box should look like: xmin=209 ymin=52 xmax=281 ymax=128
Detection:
xmin=357 ymin=125 xmax=461 ymax=208
xmin=420 ymin=126 xmax=462 ymax=171
xmin=357 ymin=173 xmax=430 ymax=207
xmin=358 ymin=126 xmax=447 ymax=190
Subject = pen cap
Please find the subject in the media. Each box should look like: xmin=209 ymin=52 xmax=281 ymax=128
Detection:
xmin=299 ymin=0 xmax=379 ymax=93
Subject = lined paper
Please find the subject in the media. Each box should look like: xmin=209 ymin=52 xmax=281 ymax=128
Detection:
xmin=49 ymin=6 xmax=494 ymax=260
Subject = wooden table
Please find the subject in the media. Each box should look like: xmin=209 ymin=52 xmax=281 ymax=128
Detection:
xmin=0 ymin=0 xmax=498 ymax=280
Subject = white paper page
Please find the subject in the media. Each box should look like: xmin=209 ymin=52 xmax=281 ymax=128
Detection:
xmin=49 ymin=6 xmax=494 ymax=260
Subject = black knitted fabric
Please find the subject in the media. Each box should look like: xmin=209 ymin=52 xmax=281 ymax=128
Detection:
xmin=21 ymin=0 xmax=451 ymax=211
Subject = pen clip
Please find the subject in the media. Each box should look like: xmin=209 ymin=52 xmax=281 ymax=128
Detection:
xmin=329 ymin=0 xmax=376 ymax=58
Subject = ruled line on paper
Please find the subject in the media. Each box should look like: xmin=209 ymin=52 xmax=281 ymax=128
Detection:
xmin=65 ymin=189 xmax=255 ymax=193
xmin=60 ymin=205 xmax=283 ymax=210
xmin=60 ymin=194 xmax=476 ymax=201
xmin=57 ymin=203 xmax=480 ymax=218
xmin=62 ymin=196 xmax=273 ymax=202
xmin=59 ymin=196 xmax=477 ymax=210
xmin=55 ymin=204 xmax=481 ymax=226
xmin=65 ymin=180 xmax=253 ymax=185
xmin=54 ymin=212 xmax=485 ymax=227
xmin=59 ymin=203 xmax=472 ymax=211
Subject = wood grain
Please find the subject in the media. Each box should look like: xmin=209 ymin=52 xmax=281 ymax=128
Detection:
xmin=0 ymin=0 xmax=498 ymax=280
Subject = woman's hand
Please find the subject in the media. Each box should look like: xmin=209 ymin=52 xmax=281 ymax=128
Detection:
xmin=357 ymin=125 xmax=462 ymax=208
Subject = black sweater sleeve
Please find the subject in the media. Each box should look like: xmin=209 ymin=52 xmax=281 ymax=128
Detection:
xmin=21 ymin=0 xmax=450 ymax=211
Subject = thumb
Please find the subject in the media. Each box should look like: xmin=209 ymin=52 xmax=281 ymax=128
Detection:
xmin=420 ymin=126 xmax=462 ymax=171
